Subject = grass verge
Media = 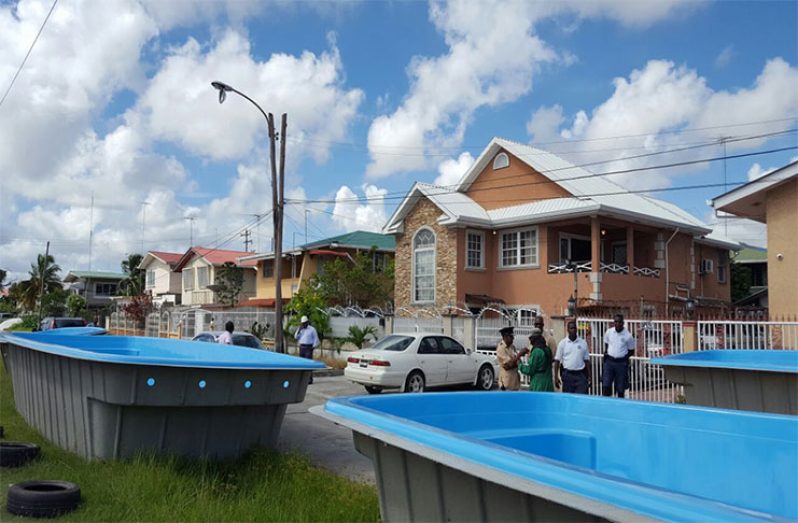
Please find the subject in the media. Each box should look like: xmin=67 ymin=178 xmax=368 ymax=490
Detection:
xmin=0 ymin=365 xmax=379 ymax=522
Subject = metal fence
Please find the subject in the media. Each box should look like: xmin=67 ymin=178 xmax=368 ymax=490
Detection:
xmin=328 ymin=316 xmax=383 ymax=339
xmin=697 ymin=320 xmax=798 ymax=350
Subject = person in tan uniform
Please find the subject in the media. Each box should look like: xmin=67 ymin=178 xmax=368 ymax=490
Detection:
xmin=534 ymin=316 xmax=558 ymax=356
xmin=495 ymin=326 xmax=528 ymax=391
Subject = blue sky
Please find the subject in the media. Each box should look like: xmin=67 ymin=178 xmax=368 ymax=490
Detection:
xmin=0 ymin=0 xmax=796 ymax=280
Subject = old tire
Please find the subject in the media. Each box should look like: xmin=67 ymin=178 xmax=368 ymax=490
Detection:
xmin=0 ymin=442 xmax=40 ymax=468
xmin=364 ymin=385 xmax=382 ymax=395
xmin=475 ymin=365 xmax=495 ymax=391
xmin=6 ymin=480 xmax=81 ymax=518
xmin=404 ymin=370 xmax=425 ymax=393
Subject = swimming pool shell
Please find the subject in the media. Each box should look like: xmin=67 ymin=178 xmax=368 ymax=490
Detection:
xmin=318 ymin=392 xmax=797 ymax=523
xmin=653 ymin=350 xmax=798 ymax=414
xmin=0 ymin=333 xmax=324 ymax=460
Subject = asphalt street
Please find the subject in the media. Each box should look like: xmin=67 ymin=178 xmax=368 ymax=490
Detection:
xmin=277 ymin=374 xmax=377 ymax=484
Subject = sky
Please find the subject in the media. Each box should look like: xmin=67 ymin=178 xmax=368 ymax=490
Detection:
xmin=1 ymin=0 xmax=797 ymax=283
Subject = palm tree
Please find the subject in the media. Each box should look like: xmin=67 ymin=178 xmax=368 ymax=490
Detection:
xmin=119 ymin=253 xmax=145 ymax=296
xmin=16 ymin=254 xmax=62 ymax=311
xmin=0 ymin=268 xmax=7 ymax=291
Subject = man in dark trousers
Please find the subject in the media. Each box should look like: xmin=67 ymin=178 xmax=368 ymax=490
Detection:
xmin=554 ymin=320 xmax=591 ymax=393
xmin=602 ymin=314 xmax=636 ymax=398
xmin=294 ymin=315 xmax=319 ymax=383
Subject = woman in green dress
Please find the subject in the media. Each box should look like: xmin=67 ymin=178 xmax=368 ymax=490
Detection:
xmin=519 ymin=328 xmax=554 ymax=392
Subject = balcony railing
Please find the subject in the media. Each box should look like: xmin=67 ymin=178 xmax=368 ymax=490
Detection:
xmin=547 ymin=262 xmax=592 ymax=273
xmin=548 ymin=262 xmax=660 ymax=277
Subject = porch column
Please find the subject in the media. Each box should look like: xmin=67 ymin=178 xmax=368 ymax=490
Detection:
xmin=590 ymin=217 xmax=603 ymax=302
xmin=626 ymin=227 xmax=635 ymax=270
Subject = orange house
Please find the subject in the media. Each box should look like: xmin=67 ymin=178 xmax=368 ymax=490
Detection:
xmin=385 ymin=138 xmax=737 ymax=319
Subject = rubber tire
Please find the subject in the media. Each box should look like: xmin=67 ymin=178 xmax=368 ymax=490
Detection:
xmin=404 ymin=370 xmax=425 ymax=393
xmin=0 ymin=442 xmax=40 ymax=468
xmin=6 ymin=480 xmax=81 ymax=518
xmin=475 ymin=365 xmax=495 ymax=391
xmin=364 ymin=385 xmax=382 ymax=395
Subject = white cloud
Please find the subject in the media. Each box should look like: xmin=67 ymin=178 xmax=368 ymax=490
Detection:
xmin=434 ymin=152 xmax=475 ymax=187
xmin=562 ymin=0 xmax=698 ymax=28
xmin=715 ymin=45 xmax=735 ymax=69
xmin=526 ymin=104 xmax=565 ymax=144
xmin=139 ymin=30 xmax=363 ymax=165
xmin=528 ymin=58 xmax=798 ymax=189
xmin=331 ymin=185 xmax=388 ymax=233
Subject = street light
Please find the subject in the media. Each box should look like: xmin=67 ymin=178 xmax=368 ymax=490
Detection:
xmin=212 ymin=80 xmax=288 ymax=353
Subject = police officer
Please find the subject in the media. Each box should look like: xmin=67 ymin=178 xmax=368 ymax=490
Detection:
xmin=496 ymin=326 xmax=528 ymax=391
xmin=554 ymin=320 xmax=591 ymax=394
xmin=602 ymin=314 xmax=636 ymax=398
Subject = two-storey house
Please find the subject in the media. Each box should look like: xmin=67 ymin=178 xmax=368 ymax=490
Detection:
xmin=173 ymin=247 xmax=258 ymax=307
xmin=138 ymin=251 xmax=183 ymax=306
xmin=63 ymin=270 xmax=126 ymax=309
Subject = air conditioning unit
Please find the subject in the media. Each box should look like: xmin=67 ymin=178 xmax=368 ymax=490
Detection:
xmin=700 ymin=259 xmax=714 ymax=275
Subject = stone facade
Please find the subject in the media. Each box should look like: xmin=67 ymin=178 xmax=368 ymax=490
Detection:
xmin=394 ymin=197 xmax=458 ymax=312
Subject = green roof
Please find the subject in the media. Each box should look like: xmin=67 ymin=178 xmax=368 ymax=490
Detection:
xmin=64 ymin=271 xmax=127 ymax=281
xmin=302 ymin=231 xmax=395 ymax=251
xmin=734 ymin=247 xmax=767 ymax=263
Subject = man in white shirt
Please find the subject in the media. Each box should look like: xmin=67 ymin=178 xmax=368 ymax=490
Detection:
xmin=294 ymin=315 xmax=320 ymax=383
xmin=602 ymin=314 xmax=636 ymax=398
xmin=554 ymin=320 xmax=591 ymax=394
xmin=217 ymin=321 xmax=234 ymax=345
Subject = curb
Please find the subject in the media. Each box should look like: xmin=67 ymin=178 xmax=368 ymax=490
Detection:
xmin=313 ymin=368 xmax=345 ymax=377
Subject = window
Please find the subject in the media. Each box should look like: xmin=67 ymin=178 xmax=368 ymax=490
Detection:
xmin=500 ymin=227 xmax=538 ymax=268
xmin=146 ymin=270 xmax=155 ymax=287
xmin=197 ymin=266 xmax=209 ymax=288
xmin=183 ymin=268 xmax=194 ymax=291
xmin=262 ymin=261 xmax=274 ymax=278
xmin=373 ymin=335 xmax=414 ymax=352
xmin=417 ymin=337 xmax=440 ymax=355
xmin=94 ymin=283 xmax=116 ymax=297
xmin=611 ymin=241 xmax=627 ymax=265
xmin=413 ymin=228 xmax=436 ymax=303
xmin=718 ymin=252 xmax=727 ymax=283
xmin=466 ymin=230 xmax=484 ymax=269
xmin=493 ymin=152 xmax=509 ymax=170
xmin=518 ymin=309 xmax=536 ymax=326
xmin=559 ymin=233 xmax=591 ymax=264
xmin=437 ymin=336 xmax=465 ymax=355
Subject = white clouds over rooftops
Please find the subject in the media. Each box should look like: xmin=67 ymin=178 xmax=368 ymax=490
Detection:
xmin=331 ymin=185 xmax=388 ymax=233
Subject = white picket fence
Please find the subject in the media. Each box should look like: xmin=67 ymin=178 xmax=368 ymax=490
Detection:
xmin=697 ymin=320 xmax=798 ymax=350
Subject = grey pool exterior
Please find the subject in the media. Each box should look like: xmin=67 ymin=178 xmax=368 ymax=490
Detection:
xmin=1 ymin=333 xmax=324 ymax=460
xmin=653 ymin=350 xmax=798 ymax=414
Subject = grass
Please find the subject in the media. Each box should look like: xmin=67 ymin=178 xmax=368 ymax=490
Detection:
xmin=0 ymin=366 xmax=379 ymax=522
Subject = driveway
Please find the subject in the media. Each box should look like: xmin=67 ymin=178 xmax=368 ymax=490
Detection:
xmin=277 ymin=374 xmax=376 ymax=484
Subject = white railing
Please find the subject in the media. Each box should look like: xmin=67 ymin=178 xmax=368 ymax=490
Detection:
xmin=547 ymin=261 xmax=592 ymax=273
xmin=633 ymin=266 xmax=661 ymax=278
xmin=697 ymin=321 xmax=798 ymax=350
xmin=600 ymin=262 xmax=629 ymax=274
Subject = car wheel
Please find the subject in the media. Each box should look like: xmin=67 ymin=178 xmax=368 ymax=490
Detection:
xmin=6 ymin=480 xmax=81 ymax=518
xmin=475 ymin=365 xmax=495 ymax=391
xmin=0 ymin=442 xmax=40 ymax=468
xmin=364 ymin=385 xmax=382 ymax=395
xmin=404 ymin=370 xmax=425 ymax=393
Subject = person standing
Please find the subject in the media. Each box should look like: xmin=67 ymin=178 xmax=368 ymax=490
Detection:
xmin=533 ymin=315 xmax=558 ymax=357
xmin=602 ymin=314 xmax=636 ymax=398
xmin=518 ymin=328 xmax=554 ymax=392
xmin=295 ymin=315 xmax=319 ymax=383
xmin=554 ymin=320 xmax=591 ymax=394
xmin=495 ymin=326 xmax=527 ymax=391
xmin=218 ymin=321 xmax=234 ymax=345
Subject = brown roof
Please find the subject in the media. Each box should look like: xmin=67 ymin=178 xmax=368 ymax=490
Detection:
xmin=149 ymin=251 xmax=183 ymax=266
xmin=174 ymin=247 xmax=259 ymax=271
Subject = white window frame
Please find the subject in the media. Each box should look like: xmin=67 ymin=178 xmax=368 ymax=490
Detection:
xmin=499 ymin=226 xmax=539 ymax=269
xmin=493 ymin=152 xmax=509 ymax=170
xmin=559 ymin=232 xmax=591 ymax=263
xmin=717 ymin=252 xmax=727 ymax=284
xmin=146 ymin=270 xmax=155 ymax=288
xmin=183 ymin=268 xmax=194 ymax=291
xmin=412 ymin=227 xmax=436 ymax=304
xmin=94 ymin=282 xmax=116 ymax=297
xmin=465 ymin=230 xmax=485 ymax=270
xmin=197 ymin=266 xmax=210 ymax=289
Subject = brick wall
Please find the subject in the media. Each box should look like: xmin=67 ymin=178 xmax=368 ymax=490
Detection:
xmin=394 ymin=198 xmax=458 ymax=312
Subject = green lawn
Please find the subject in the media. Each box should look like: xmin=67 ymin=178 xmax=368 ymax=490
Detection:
xmin=0 ymin=366 xmax=379 ymax=522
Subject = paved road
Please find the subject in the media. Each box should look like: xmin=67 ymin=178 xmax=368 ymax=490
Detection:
xmin=277 ymin=374 xmax=377 ymax=484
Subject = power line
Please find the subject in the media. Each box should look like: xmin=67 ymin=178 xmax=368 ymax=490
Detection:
xmin=0 ymin=0 xmax=59 ymax=109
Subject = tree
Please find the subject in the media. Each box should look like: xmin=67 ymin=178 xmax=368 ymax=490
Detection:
xmin=311 ymin=249 xmax=394 ymax=308
xmin=214 ymin=262 xmax=244 ymax=307
xmin=41 ymin=288 xmax=70 ymax=317
xmin=285 ymin=285 xmax=330 ymax=343
xmin=66 ymin=294 xmax=87 ymax=317
xmin=15 ymin=254 xmax=62 ymax=312
xmin=345 ymin=324 xmax=378 ymax=349
xmin=122 ymin=294 xmax=153 ymax=325
xmin=730 ymin=262 xmax=753 ymax=303
xmin=119 ymin=253 xmax=145 ymax=296
xmin=0 ymin=268 xmax=7 ymax=291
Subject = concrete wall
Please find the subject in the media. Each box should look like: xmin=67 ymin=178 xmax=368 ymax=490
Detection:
xmin=767 ymin=178 xmax=798 ymax=318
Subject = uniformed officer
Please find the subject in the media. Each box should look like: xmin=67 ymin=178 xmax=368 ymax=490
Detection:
xmin=496 ymin=326 xmax=528 ymax=391
xmin=554 ymin=320 xmax=591 ymax=394
xmin=602 ymin=314 xmax=636 ymax=398
xmin=533 ymin=316 xmax=558 ymax=356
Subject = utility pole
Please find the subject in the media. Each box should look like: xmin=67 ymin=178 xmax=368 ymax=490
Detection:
xmin=88 ymin=193 xmax=94 ymax=271
xmin=139 ymin=200 xmax=150 ymax=254
xmin=719 ymin=136 xmax=731 ymax=235
xmin=241 ymin=229 xmax=253 ymax=252
xmin=37 ymin=241 xmax=50 ymax=326
xmin=305 ymin=209 xmax=309 ymax=248
xmin=185 ymin=216 xmax=195 ymax=247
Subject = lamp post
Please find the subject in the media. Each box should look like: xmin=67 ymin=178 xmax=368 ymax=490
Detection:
xmin=566 ymin=259 xmax=578 ymax=318
xmin=212 ymin=81 xmax=287 ymax=353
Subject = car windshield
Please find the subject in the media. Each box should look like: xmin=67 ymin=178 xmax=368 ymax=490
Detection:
xmin=233 ymin=335 xmax=262 ymax=349
xmin=372 ymin=335 xmax=414 ymax=352
xmin=55 ymin=319 xmax=85 ymax=328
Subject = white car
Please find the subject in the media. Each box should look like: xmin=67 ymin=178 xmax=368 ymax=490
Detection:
xmin=344 ymin=333 xmax=498 ymax=394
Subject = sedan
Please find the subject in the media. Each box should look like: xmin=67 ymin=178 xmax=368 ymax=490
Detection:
xmin=192 ymin=331 xmax=267 ymax=350
xmin=344 ymin=333 xmax=497 ymax=394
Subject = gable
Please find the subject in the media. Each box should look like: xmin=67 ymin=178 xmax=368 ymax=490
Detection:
xmin=464 ymin=148 xmax=572 ymax=210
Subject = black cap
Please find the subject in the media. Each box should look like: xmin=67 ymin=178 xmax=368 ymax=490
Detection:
xmin=499 ymin=326 xmax=514 ymax=336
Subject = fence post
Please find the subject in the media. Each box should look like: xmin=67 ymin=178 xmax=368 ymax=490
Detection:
xmin=442 ymin=314 xmax=453 ymax=338
xmin=463 ymin=315 xmax=476 ymax=351
xmin=683 ymin=320 xmax=697 ymax=352
xmin=384 ymin=315 xmax=394 ymax=336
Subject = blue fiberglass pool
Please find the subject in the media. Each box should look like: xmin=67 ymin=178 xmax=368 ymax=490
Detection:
xmin=30 ymin=326 xmax=108 ymax=336
xmin=1 ymin=333 xmax=324 ymax=460
xmin=318 ymin=392 xmax=798 ymax=522
xmin=653 ymin=350 xmax=798 ymax=414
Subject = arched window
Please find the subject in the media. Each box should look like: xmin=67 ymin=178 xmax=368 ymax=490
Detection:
xmin=413 ymin=228 xmax=436 ymax=303
xmin=493 ymin=152 xmax=509 ymax=170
